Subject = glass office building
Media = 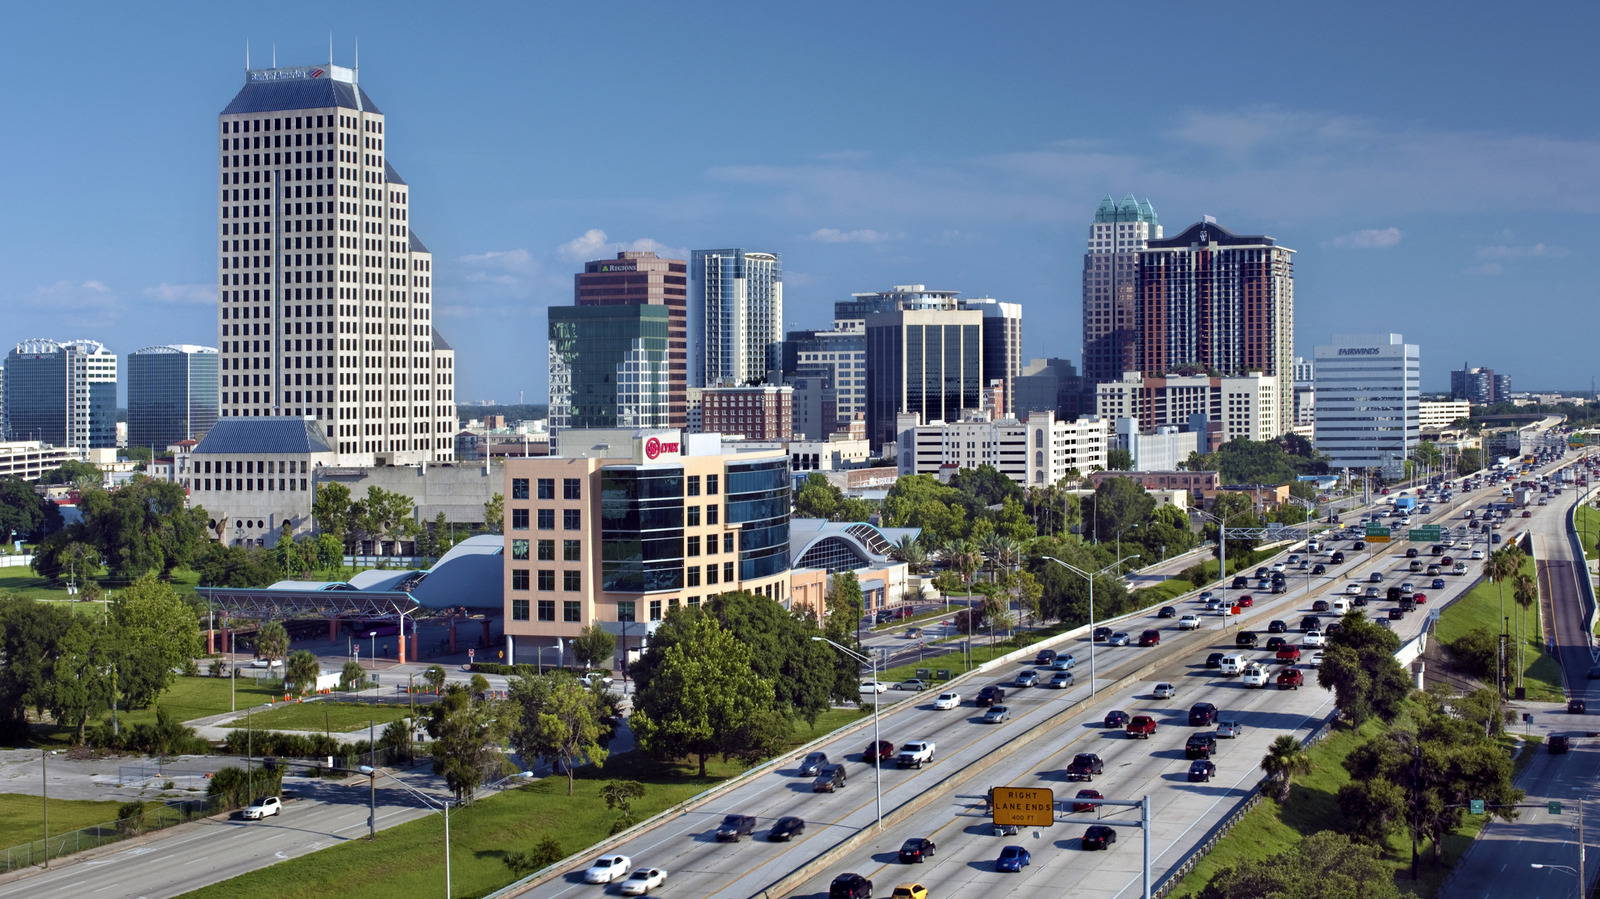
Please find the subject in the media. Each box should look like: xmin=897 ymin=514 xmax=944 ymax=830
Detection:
xmin=548 ymin=304 xmax=671 ymax=432
xmin=128 ymin=345 xmax=220 ymax=449
xmin=3 ymin=339 xmax=117 ymax=450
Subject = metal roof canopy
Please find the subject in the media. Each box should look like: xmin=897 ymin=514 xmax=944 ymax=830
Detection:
xmin=196 ymin=586 xmax=422 ymax=621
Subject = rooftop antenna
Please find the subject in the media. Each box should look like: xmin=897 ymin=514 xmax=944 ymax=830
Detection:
xmin=272 ymin=44 xmax=276 ymax=68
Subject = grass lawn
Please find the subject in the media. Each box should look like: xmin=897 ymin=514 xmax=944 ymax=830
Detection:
xmin=220 ymin=702 xmax=415 ymax=734
xmin=1433 ymin=558 xmax=1563 ymax=702
xmin=1132 ymin=578 xmax=1195 ymax=605
xmin=1575 ymin=506 xmax=1600 ymax=562
xmin=1169 ymin=703 xmax=1534 ymax=899
xmin=0 ymin=793 xmax=146 ymax=852
xmin=175 ymin=710 xmax=865 ymax=899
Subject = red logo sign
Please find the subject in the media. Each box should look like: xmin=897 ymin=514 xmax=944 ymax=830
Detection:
xmin=644 ymin=437 xmax=680 ymax=460
xmin=311 ymin=67 xmax=324 ymax=79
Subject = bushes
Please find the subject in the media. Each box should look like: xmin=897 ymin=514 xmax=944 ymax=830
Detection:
xmin=207 ymin=765 xmax=283 ymax=810
xmin=116 ymin=800 xmax=147 ymax=835
xmin=1447 ymin=628 xmax=1498 ymax=679
xmin=88 ymin=705 xmax=209 ymax=756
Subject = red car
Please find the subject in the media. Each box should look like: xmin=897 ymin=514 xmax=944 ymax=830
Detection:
xmin=1277 ymin=669 xmax=1304 ymax=690
xmin=863 ymin=740 xmax=895 ymax=764
xmin=1138 ymin=630 xmax=1161 ymax=647
xmin=1275 ymin=645 xmax=1301 ymax=663
xmin=1412 ymin=592 xmax=1427 ymax=604
xmin=1073 ymin=789 xmax=1103 ymax=812
xmin=1237 ymin=595 xmax=1255 ymax=608
xmin=1126 ymin=715 xmax=1157 ymax=739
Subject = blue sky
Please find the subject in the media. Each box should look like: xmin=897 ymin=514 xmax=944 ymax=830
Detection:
xmin=3 ymin=2 xmax=1597 ymax=404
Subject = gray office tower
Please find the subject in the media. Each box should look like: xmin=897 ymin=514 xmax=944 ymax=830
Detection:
xmin=128 ymin=345 xmax=221 ymax=449
xmin=3 ymin=339 xmax=118 ymax=450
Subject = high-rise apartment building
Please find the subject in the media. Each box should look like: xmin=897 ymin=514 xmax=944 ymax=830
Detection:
xmin=1450 ymin=364 xmax=1507 ymax=405
xmin=1313 ymin=334 xmax=1420 ymax=475
xmin=548 ymin=304 xmax=671 ymax=432
xmin=575 ymin=252 xmax=688 ymax=427
xmin=127 ymin=345 xmax=221 ymax=450
xmin=689 ymin=249 xmax=782 ymax=388
xmin=3 ymin=339 xmax=118 ymax=451
xmin=1081 ymin=195 xmax=1161 ymax=390
xmin=864 ymin=306 xmax=984 ymax=450
xmin=700 ymin=385 xmax=793 ymax=440
xmin=217 ymin=61 xmax=457 ymax=465
xmin=1136 ymin=219 xmax=1295 ymax=436
xmin=1095 ymin=370 xmax=1280 ymax=447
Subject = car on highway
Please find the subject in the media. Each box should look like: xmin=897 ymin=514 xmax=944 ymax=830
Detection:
xmin=1094 ymin=626 xmax=1114 ymax=641
xmin=1265 ymin=636 xmax=1287 ymax=650
xmin=829 ymin=873 xmax=873 ymax=899
xmin=1570 ymin=699 xmax=1588 ymax=714
xmin=1073 ymin=788 xmax=1103 ymax=812
xmin=982 ymin=705 xmax=1013 ymax=724
xmin=1412 ymin=592 xmax=1427 ymax=604
xmin=1104 ymin=710 xmax=1130 ymax=729
xmin=1432 ymin=578 xmax=1447 ymax=590
xmin=1048 ymin=671 xmax=1075 ymax=689
xmin=1313 ymin=598 xmax=1332 ymax=611
xmin=993 ymin=823 xmax=1020 ymax=836
xmin=863 ymin=740 xmax=895 ymax=763
xmin=891 ymin=883 xmax=930 ymax=899
xmin=976 ymin=685 xmax=1006 ymax=707
xmin=619 ymin=867 xmax=668 ymax=896
xmin=1034 ymin=649 xmax=1057 ymax=666
xmin=898 ymin=837 xmax=937 ymax=863
xmin=1126 ymin=715 xmax=1158 ymax=738
xmin=1278 ymin=668 xmax=1305 ymax=689
xmin=1217 ymin=719 xmax=1244 ymax=738
xmin=1231 ymin=576 xmax=1249 ymax=589
xmin=241 ymin=796 xmax=283 ymax=820
xmin=1188 ymin=701 xmax=1218 ymax=725
xmin=1239 ymin=594 xmax=1257 ymax=607
xmin=1082 ymin=825 xmax=1118 ymax=850
xmin=812 ymin=764 xmax=847 ymax=792
xmin=1206 ymin=652 xmax=1226 ymax=669
xmin=1345 ymin=583 xmax=1362 ymax=596
xmin=1178 ymin=614 xmax=1203 ymax=630
xmin=769 ymin=816 xmax=806 ymax=841
xmin=1067 ymin=752 xmax=1105 ymax=781
xmin=1275 ymin=645 xmax=1302 ymax=664
xmin=1186 ymin=733 xmax=1218 ymax=759
xmin=1235 ymin=631 xmax=1259 ymax=647
xmin=1153 ymin=682 xmax=1177 ymax=699
xmin=894 ymin=679 xmax=929 ymax=692
xmin=1331 ymin=551 xmax=1346 ymax=563
xmin=584 ymin=854 xmax=633 ymax=883
xmin=996 ymin=846 xmax=1031 ymax=873
xmin=932 ymin=691 xmax=961 ymax=710
xmin=1300 ymin=615 xmax=1322 ymax=631
xmin=1312 ymin=564 xmax=1326 ymax=575
xmin=1242 ymin=665 xmax=1269 ymax=688
xmin=1051 ymin=653 xmax=1078 ymax=670
xmin=1588 ymin=664 xmax=1600 ymax=680
xmin=1310 ymin=651 xmax=1325 ymax=668
xmin=1159 ymin=605 xmax=1177 ymax=618
xmin=715 ymin=814 xmax=757 ymax=841
xmin=1108 ymin=632 xmax=1131 ymax=646
xmin=1188 ymin=760 xmax=1217 ymax=782
xmin=1014 ymin=670 xmax=1038 ymax=688
xmin=1406 ymin=547 xmax=1419 ymax=558
xmin=1139 ymin=629 xmax=1162 ymax=647
xmin=797 ymin=751 xmax=829 ymax=777
xmin=1471 ymin=549 xmax=1485 ymax=560
xmin=1388 ymin=608 xmax=1404 ymax=620
xmin=859 ymin=680 xmax=888 ymax=694
xmin=1267 ymin=619 xmax=1287 ymax=633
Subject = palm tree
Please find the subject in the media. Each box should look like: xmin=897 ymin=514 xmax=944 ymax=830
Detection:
xmin=1483 ymin=546 xmax=1522 ymax=693
xmin=889 ymin=535 xmax=928 ymax=575
xmin=1512 ymin=571 xmax=1539 ymax=692
xmin=1260 ymin=734 xmax=1314 ymax=801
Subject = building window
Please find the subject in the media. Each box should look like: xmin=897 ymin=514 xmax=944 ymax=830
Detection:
xmin=563 ymin=478 xmax=581 ymax=500
xmin=723 ymin=533 xmax=734 ymax=553
xmin=617 ymin=600 xmax=636 ymax=623
xmin=511 ymin=599 xmax=529 ymax=621
xmin=511 ymin=478 xmax=529 ymax=500
xmin=563 ymin=569 xmax=582 ymax=591
xmin=707 ymin=504 xmax=719 ymax=525
xmin=687 ymin=475 xmax=700 ymax=496
xmin=563 ymin=508 xmax=581 ymax=530
xmin=537 ymin=539 xmax=555 ymax=561
xmin=511 ymin=539 xmax=529 ymax=560
xmin=538 ymin=569 xmax=555 ymax=591
xmin=687 ymin=567 xmax=701 ymax=587
xmin=537 ymin=478 xmax=555 ymax=500
xmin=511 ymin=569 xmax=529 ymax=590
xmin=723 ymin=561 xmax=734 ymax=582
xmin=563 ymin=539 xmax=582 ymax=562
xmin=687 ymin=505 xmax=701 ymax=527
xmin=707 ymin=564 xmax=719 ymax=585
xmin=649 ymin=599 xmax=662 ymax=621
xmin=537 ymin=599 xmax=555 ymax=622
xmin=707 ymin=474 xmax=719 ymax=495
xmin=511 ymin=508 xmax=529 ymax=530
xmin=688 ymin=595 xmax=700 ymax=607
xmin=687 ymin=535 xmax=700 ymax=556
xmin=537 ymin=509 xmax=555 ymax=529
xmin=562 ymin=601 xmax=581 ymax=622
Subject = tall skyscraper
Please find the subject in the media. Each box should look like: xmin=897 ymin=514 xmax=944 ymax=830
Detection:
xmin=864 ymin=306 xmax=984 ymax=450
xmin=3 ymin=339 xmax=118 ymax=451
xmin=1450 ymin=364 xmax=1504 ymax=404
xmin=1313 ymin=334 xmax=1419 ymax=475
xmin=1081 ymin=195 xmax=1161 ymax=390
xmin=127 ymin=345 xmax=221 ymax=449
xmin=1136 ymin=219 xmax=1296 ymax=436
xmin=964 ymin=297 xmax=1023 ymax=417
xmin=218 ymin=60 xmax=457 ymax=466
xmin=547 ymin=304 xmax=671 ymax=432
xmin=575 ymin=252 xmax=688 ymax=427
xmin=782 ymin=328 xmax=865 ymax=435
xmin=689 ymin=249 xmax=782 ymax=387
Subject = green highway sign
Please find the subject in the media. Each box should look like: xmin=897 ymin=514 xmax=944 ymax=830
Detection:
xmin=1470 ymin=799 xmax=1485 ymax=814
xmin=1550 ymin=801 xmax=1563 ymax=815
xmin=1365 ymin=524 xmax=1391 ymax=542
xmin=1409 ymin=526 xmax=1442 ymax=542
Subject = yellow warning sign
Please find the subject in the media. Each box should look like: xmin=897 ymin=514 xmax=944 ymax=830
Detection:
xmin=992 ymin=786 xmax=1055 ymax=826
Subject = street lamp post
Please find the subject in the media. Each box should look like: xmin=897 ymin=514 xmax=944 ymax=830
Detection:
xmin=1042 ymin=554 xmax=1138 ymax=696
xmin=813 ymin=636 xmax=882 ymax=830
xmin=368 ymin=630 xmax=378 ymax=669
xmin=361 ymin=765 xmax=452 ymax=898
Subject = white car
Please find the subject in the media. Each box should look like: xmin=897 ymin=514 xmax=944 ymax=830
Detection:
xmin=859 ymin=681 xmax=888 ymax=694
xmin=1470 ymin=549 xmax=1485 ymax=560
xmin=1309 ymin=651 xmax=1325 ymax=668
xmin=241 ymin=796 xmax=282 ymax=820
xmin=584 ymin=855 xmax=633 ymax=884
xmin=620 ymin=867 xmax=668 ymax=895
xmin=1177 ymin=614 xmax=1203 ymax=630
xmin=1303 ymin=630 xmax=1326 ymax=647
xmin=932 ymin=691 xmax=961 ymax=710
xmin=1153 ymin=682 xmax=1177 ymax=699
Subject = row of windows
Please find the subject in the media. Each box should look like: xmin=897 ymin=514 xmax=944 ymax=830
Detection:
xmin=509 ymin=569 xmax=583 ymax=591
xmin=190 ymin=477 xmax=307 ymax=493
xmin=510 ymin=599 xmax=581 ymax=622
xmin=510 ymin=477 xmax=583 ymax=500
xmin=510 ymin=539 xmax=583 ymax=561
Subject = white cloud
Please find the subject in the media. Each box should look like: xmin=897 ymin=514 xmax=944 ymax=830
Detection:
xmin=807 ymin=227 xmax=902 ymax=244
xmin=142 ymin=282 xmax=214 ymax=305
xmin=1465 ymin=262 xmax=1503 ymax=276
xmin=35 ymin=280 xmax=116 ymax=311
xmin=554 ymin=229 xmax=686 ymax=264
xmin=1331 ymin=227 xmax=1403 ymax=249
xmin=1476 ymin=243 xmax=1570 ymax=260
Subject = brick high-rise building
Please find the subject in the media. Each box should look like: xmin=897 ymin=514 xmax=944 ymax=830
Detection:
xmin=217 ymin=60 xmax=457 ymax=465
xmin=575 ymin=252 xmax=688 ymax=427
xmin=700 ymin=385 xmax=793 ymax=440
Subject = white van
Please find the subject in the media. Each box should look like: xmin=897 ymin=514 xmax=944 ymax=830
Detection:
xmin=1242 ymin=665 xmax=1270 ymax=688
xmin=1331 ymin=598 xmax=1350 ymax=614
xmin=1219 ymin=653 xmax=1248 ymax=676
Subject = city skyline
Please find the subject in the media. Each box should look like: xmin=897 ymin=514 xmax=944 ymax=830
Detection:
xmin=3 ymin=4 xmax=1597 ymax=406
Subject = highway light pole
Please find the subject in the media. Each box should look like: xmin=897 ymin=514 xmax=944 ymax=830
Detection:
xmin=814 ymin=636 xmax=881 ymax=831
xmin=1043 ymin=554 xmax=1137 ymax=696
xmin=361 ymin=765 xmax=452 ymax=898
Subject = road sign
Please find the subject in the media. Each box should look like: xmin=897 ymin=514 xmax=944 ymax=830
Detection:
xmin=992 ymin=786 xmax=1055 ymax=826
xmin=1365 ymin=524 xmax=1391 ymax=543
xmin=1408 ymin=525 xmax=1442 ymax=542
xmin=468 ymin=648 xmax=475 ymax=661
xmin=1550 ymin=801 xmax=1563 ymax=815
xmin=1470 ymin=799 xmax=1485 ymax=814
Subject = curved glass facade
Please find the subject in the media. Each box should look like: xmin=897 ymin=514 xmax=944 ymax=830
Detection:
xmin=726 ymin=458 xmax=790 ymax=581
xmin=601 ymin=468 xmax=684 ymax=593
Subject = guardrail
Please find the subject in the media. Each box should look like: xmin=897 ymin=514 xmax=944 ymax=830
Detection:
xmin=1567 ymin=485 xmax=1599 ymax=645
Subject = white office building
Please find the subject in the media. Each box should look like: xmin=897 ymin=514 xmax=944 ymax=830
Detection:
xmin=1095 ymin=371 xmax=1280 ymax=445
xmin=1313 ymin=333 xmax=1419 ymax=475
xmin=1418 ymin=400 xmax=1471 ymax=433
xmin=893 ymin=411 xmax=1108 ymax=487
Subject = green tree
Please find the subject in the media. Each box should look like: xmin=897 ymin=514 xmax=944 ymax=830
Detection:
xmin=109 ymin=575 xmax=203 ymax=710
xmin=0 ymin=476 xmax=48 ymax=544
xmin=630 ymin=612 xmax=786 ymax=776
xmin=482 ymin=493 xmax=504 ymax=535
xmin=351 ymin=485 xmax=419 ymax=553
xmin=573 ymin=623 xmax=617 ymax=670
xmin=506 ymin=673 xmax=610 ymax=795
xmin=706 ymin=591 xmax=834 ymax=725
xmin=1483 ymin=546 xmax=1524 ymax=689
xmin=1445 ymin=627 xmax=1498 ymax=679
xmin=44 ymin=459 xmax=104 ymax=489
xmin=313 ymin=482 xmax=355 ymax=547
xmin=1457 ymin=448 xmax=1482 ymax=475
xmin=255 ymin=620 xmax=290 ymax=666
xmin=425 ymin=684 xmax=512 ymax=802
xmin=1512 ymin=570 xmax=1538 ymax=691
xmin=601 ymin=780 xmax=647 ymax=832
xmin=340 ymin=660 xmax=366 ymax=691
xmin=1316 ymin=612 xmax=1409 ymax=727
xmin=285 ymin=649 xmax=321 ymax=696
xmin=273 ymin=527 xmax=307 ymax=577
xmin=1195 ymin=830 xmax=1402 ymax=899
xmin=948 ymin=464 xmax=1024 ymax=508
xmin=47 ymin=617 xmax=114 ymax=744
xmin=1259 ymin=734 xmax=1314 ymax=801
xmin=887 ymin=535 xmax=928 ymax=574
xmin=423 ymin=664 xmax=448 ymax=693
xmin=313 ymin=532 xmax=345 ymax=572
xmin=826 ymin=570 xmax=865 ymax=644
xmin=70 ymin=477 xmax=207 ymax=582
xmin=1089 ymin=476 xmax=1156 ymax=545
xmin=882 ymin=474 xmax=973 ymax=544
xmin=1105 ymin=448 xmax=1134 ymax=471
xmin=793 ymin=472 xmax=843 ymax=520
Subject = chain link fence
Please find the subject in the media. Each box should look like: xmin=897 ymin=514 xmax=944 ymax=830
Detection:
xmin=2 ymin=795 xmax=226 ymax=873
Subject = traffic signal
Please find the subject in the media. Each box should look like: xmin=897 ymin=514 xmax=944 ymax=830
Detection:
xmin=263 ymin=756 xmax=277 ymax=773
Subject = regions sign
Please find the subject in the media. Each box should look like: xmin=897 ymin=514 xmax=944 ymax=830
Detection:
xmin=992 ymin=786 xmax=1054 ymax=827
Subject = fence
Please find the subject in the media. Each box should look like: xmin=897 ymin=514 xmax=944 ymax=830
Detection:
xmin=0 ymin=553 xmax=33 ymax=568
xmin=117 ymin=763 xmax=214 ymax=790
xmin=1 ymin=795 xmax=225 ymax=873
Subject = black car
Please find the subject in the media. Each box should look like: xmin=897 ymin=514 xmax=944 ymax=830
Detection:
xmin=1265 ymin=636 xmax=1287 ymax=650
xmin=1352 ymin=541 xmax=1366 ymax=550
xmin=1066 ymin=752 xmax=1105 ymax=781
xmin=1158 ymin=605 xmax=1177 ymax=618
xmin=1082 ymin=825 xmax=1118 ymax=850
xmin=1093 ymin=626 xmax=1113 ymax=642
xmin=1235 ymin=631 xmax=1259 ymax=648
xmin=1185 ymin=734 xmax=1218 ymax=759
xmin=829 ymin=873 xmax=873 ymax=899
xmin=1387 ymin=608 xmax=1404 ymax=620
xmin=769 ymin=816 xmax=806 ymax=841
xmin=1231 ymin=576 xmax=1249 ymax=589
xmin=898 ymin=837 xmax=937 ymax=863
xmin=1188 ymin=701 xmax=1218 ymax=726
xmin=1267 ymin=619 xmax=1287 ymax=634
xmin=1571 ymin=699 xmax=1588 ymax=714
xmin=812 ymin=764 xmax=847 ymax=792
xmin=1035 ymin=648 xmax=1057 ymax=666
xmin=1206 ymin=652 xmax=1226 ymax=669
xmin=1351 ymin=596 xmax=1368 ymax=607
xmin=1312 ymin=599 xmax=1330 ymax=612
xmin=1300 ymin=615 xmax=1322 ymax=631
xmin=1405 ymin=548 xmax=1419 ymax=558
xmin=1104 ymin=710 xmax=1130 ymax=728
xmin=976 ymin=685 xmax=1006 ymax=707
xmin=1587 ymin=664 xmax=1600 ymax=680
xmin=797 ymin=751 xmax=828 ymax=777
xmin=1331 ymin=551 xmax=1346 ymax=563
xmin=1188 ymin=760 xmax=1217 ymax=782
xmin=715 ymin=814 xmax=757 ymax=842
xmin=1325 ymin=622 xmax=1343 ymax=635
xmin=1311 ymin=564 xmax=1327 ymax=576
xmin=1386 ymin=586 xmax=1403 ymax=602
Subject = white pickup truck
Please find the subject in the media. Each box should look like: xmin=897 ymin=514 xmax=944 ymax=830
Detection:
xmin=895 ymin=740 xmax=937 ymax=769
